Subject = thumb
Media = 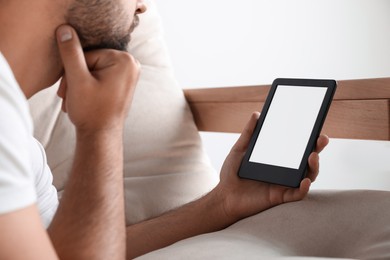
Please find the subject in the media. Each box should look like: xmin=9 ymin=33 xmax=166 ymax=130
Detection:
xmin=231 ymin=112 xmax=260 ymax=154
xmin=56 ymin=25 xmax=89 ymax=84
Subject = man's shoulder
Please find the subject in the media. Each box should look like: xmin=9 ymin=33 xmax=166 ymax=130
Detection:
xmin=0 ymin=52 xmax=33 ymax=134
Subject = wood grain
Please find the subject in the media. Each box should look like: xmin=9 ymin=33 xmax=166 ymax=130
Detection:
xmin=184 ymin=78 xmax=390 ymax=140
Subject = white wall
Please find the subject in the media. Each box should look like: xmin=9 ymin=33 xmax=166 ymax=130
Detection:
xmin=154 ymin=0 xmax=390 ymax=190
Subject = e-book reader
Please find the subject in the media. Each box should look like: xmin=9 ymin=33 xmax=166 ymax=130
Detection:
xmin=238 ymin=78 xmax=336 ymax=187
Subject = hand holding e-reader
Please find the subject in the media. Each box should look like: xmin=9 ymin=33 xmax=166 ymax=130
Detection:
xmin=238 ymin=78 xmax=336 ymax=187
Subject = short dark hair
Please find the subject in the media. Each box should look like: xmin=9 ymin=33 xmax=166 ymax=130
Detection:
xmin=66 ymin=0 xmax=133 ymax=51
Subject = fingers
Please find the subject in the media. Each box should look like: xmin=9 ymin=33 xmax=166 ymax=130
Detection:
xmin=283 ymin=178 xmax=311 ymax=203
xmin=307 ymin=152 xmax=320 ymax=182
xmin=231 ymin=112 xmax=260 ymax=154
xmin=315 ymin=134 xmax=329 ymax=153
xmin=57 ymin=77 xmax=68 ymax=113
xmin=306 ymin=134 xmax=329 ymax=182
xmin=56 ymin=25 xmax=89 ymax=85
xmin=297 ymin=178 xmax=311 ymax=198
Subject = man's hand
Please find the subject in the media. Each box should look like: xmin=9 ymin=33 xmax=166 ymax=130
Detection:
xmin=48 ymin=25 xmax=139 ymax=260
xmin=56 ymin=25 xmax=140 ymax=133
xmin=216 ymin=112 xmax=329 ymax=221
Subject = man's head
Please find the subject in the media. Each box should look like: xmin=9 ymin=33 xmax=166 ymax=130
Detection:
xmin=0 ymin=0 xmax=146 ymax=97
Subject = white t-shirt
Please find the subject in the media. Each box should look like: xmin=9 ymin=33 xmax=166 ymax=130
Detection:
xmin=0 ymin=52 xmax=58 ymax=227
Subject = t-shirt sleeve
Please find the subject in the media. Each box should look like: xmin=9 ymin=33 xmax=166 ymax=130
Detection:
xmin=0 ymin=53 xmax=37 ymax=214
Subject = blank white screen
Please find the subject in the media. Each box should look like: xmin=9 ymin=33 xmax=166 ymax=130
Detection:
xmin=249 ymin=86 xmax=327 ymax=169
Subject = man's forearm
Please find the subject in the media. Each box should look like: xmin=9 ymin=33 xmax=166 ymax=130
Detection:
xmin=48 ymin=130 xmax=126 ymax=260
xmin=126 ymin=187 xmax=235 ymax=259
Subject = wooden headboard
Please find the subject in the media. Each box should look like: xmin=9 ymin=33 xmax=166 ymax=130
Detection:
xmin=184 ymin=78 xmax=390 ymax=141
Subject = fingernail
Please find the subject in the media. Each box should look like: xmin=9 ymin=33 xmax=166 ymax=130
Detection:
xmin=58 ymin=26 xmax=72 ymax=42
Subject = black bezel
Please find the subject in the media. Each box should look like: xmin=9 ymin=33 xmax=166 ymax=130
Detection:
xmin=238 ymin=78 xmax=337 ymax=188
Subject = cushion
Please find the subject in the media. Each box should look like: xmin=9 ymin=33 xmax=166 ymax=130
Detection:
xmin=137 ymin=190 xmax=390 ymax=259
xmin=28 ymin=0 xmax=218 ymax=225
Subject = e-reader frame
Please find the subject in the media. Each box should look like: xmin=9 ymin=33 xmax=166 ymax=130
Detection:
xmin=238 ymin=78 xmax=337 ymax=188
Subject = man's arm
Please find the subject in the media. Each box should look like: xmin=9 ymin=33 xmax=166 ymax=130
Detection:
xmin=0 ymin=205 xmax=58 ymax=259
xmin=48 ymin=130 xmax=126 ymax=260
xmin=126 ymin=112 xmax=329 ymax=259
xmin=125 ymin=187 xmax=232 ymax=259
xmin=47 ymin=25 xmax=139 ymax=260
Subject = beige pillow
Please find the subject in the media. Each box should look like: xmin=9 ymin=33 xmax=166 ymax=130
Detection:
xmin=29 ymin=0 xmax=218 ymax=225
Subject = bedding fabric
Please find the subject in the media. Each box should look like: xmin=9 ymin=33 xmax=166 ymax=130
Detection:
xmin=137 ymin=190 xmax=390 ymax=260
xmin=28 ymin=0 xmax=218 ymax=225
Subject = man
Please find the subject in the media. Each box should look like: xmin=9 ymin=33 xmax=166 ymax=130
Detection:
xmin=0 ymin=0 xmax=328 ymax=259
